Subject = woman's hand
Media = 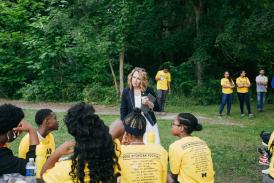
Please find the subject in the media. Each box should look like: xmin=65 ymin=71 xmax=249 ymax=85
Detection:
xmin=142 ymin=97 xmax=154 ymax=109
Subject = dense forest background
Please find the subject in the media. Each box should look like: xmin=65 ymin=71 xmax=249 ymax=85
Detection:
xmin=1 ymin=0 xmax=274 ymax=105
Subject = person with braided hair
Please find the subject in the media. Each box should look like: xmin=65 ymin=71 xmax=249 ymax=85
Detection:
xmin=41 ymin=103 xmax=120 ymax=183
xmin=119 ymin=108 xmax=167 ymax=183
xmin=168 ymin=113 xmax=215 ymax=183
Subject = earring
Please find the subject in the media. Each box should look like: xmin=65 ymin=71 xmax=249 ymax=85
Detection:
xmin=13 ymin=131 xmax=17 ymax=139
xmin=6 ymin=133 xmax=10 ymax=141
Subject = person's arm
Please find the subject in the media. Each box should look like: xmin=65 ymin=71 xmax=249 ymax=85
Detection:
xmin=144 ymin=88 xmax=160 ymax=112
xmin=18 ymin=135 xmax=29 ymax=159
xmin=221 ymin=79 xmax=231 ymax=88
xmin=246 ymin=78 xmax=251 ymax=87
xmin=109 ymin=120 xmax=125 ymax=140
xmin=41 ymin=141 xmax=75 ymax=177
xmin=155 ymin=71 xmax=160 ymax=81
xmin=168 ymin=73 xmax=171 ymax=93
xmin=14 ymin=122 xmax=39 ymax=146
xmin=236 ymin=78 xmax=243 ymax=88
xmin=120 ymin=89 xmax=128 ymax=121
xmin=162 ymin=150 xmax=168 ymax=183
xmin=168 ymin=144 xmax=181 ymax=182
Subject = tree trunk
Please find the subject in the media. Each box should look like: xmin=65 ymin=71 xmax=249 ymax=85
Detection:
xmin=119 ymin=48 xmax=125 ymax=97
xmin=193 ymin=0 xmax=206 ymax=86
xmin=109 ymin=60 xmax=119 ymax=96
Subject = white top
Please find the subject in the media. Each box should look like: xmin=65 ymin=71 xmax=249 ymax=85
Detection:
xmin=256 ymin=75 xmax=268 ymax=92
xmin=134 ymin=95 xmax=142 ymax=108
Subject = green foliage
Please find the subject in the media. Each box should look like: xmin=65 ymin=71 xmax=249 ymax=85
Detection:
xmin=1 ymin=0 xmax=274 ymax=104
xmin=83 ymin=84 xmax=118 ymax=104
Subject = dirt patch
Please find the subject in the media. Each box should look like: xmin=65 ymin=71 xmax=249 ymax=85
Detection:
xmin=0 ymin=99 xmax=243 ymax=126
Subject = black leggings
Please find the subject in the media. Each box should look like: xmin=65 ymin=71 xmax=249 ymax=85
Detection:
xmin=237 ymin=92 xmax=251 ymax=114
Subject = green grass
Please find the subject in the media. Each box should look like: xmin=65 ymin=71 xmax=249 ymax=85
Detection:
xmin=8 ymin=103 xmax=274 ymax=183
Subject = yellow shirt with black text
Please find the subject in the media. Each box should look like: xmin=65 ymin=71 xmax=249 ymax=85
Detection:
xmin=156 ymin=70 xmax=171 ymax=90
xmin=221 ymin=78 xmax=234 ymax=94
xmin=236 ymin=77 xmax=250 ymax=93
xmin=169 ymin=136 xmax=215 ymax=183
xmin=268 ymin=131 xmax=274 ymax=178
xmin=119 ymin=144 xmax=168 ymax=183
xmin=18 ymin=132 xmax=55 ymax=159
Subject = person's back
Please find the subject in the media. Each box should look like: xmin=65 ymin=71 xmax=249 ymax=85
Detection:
xmin=41 ymin=103 xmax=119 ymax=183
xmin=169 ymin=136 xmax=214 ymax=183
xmin=168 ymin=113 xmax=215 ymax=183
xmin=120 ymin=143 xmax=167 ymax=183
xmin=119 ymin=108 xmax=167 ymax=183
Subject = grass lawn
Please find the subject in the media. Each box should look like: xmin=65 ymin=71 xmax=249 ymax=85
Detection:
xmin=7 ymin=102 xmax=274 ymax=183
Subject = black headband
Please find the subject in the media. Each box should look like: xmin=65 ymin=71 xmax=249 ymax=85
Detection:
xmin=123 ymin=120 xmax=146 ymax=136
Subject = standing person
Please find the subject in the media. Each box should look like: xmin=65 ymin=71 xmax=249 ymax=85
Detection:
xmin=256 ymin=69 xmax=268 ymax=112
xmin=168 ymin=113 xmax=215 ymax=183
xmin=19 ymin=109 xmax=59 ymax=159
xmin=119 ymin=108 xmax=167 ymax=183
xmin=120 ymin=67 xmax=161 ymax=144
xmin=236 ymin=70 xmax=254 ymax=117
xmin=0 ymin=104 xmax=39 ymax=176
xmin=219 ymin=71 xmax=235 ymax=116
xmin=41 ymin=103 xmax=120 ymax=183
xmin=155 ymin=64 xmax=171 ymax=115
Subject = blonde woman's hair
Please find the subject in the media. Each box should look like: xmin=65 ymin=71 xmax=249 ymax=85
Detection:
xmin=127 ymin=67 xmax=148 ymax=91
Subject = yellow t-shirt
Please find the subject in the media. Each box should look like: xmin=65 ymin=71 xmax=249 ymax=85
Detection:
xmin=119 ymin=144 xmax=168 ymax=183
xmin=156 ymin=70 xmax=171 ymax=90
xmin=169 ymin=136 xmax=215 ymax=183
xmin=43 ymin=139 xmax=121 ymax=183
xmin=221 ymin=78 xmax=234 ymax=94
xmin=268 ymin=132 xmax=274 ymax=178
xmin=43 ymin=160 xmax=90 ymax=183
xmin=236 ymin=77 xmax=250 ymax=93
xmin=18 ymin=132 xmax=55 ymax=159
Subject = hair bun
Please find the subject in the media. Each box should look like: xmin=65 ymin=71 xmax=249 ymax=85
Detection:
xmin=133 ymin=108 xmax=142 ymax=114
xmin=195 ymin=124 xmax=203 ymax=131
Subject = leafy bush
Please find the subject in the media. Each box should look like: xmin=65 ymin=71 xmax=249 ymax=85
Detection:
xmin=190 ymin=82 xmax=220 ymax=105
xmin=17 ymin=80 xmax=83 ymax=101
xmin=83 ymin=84 xmax=119 ymax=104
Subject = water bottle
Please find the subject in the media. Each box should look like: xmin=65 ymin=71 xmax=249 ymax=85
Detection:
xmin=26 ymin=158 xmax=37 ymax=183
xmin=147 ymin=131 xmax=155 ymax=144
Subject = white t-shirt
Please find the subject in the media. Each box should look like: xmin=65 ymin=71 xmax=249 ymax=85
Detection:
xmin=256 ymin=75 xmax=268 ymax=92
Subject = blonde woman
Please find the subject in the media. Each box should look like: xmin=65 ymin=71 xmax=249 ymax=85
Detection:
xmin=120 ymin=67 xmax=161 ymax=144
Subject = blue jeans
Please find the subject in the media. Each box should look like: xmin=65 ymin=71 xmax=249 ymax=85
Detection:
xmin=219 ymin=93 xmax=233 ymax=115
xmin=257 ymin=92 xmax=266 ymax=110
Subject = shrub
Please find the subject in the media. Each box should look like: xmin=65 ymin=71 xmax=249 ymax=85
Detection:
xmin=83 ymin=84 xmax=119 ymax=104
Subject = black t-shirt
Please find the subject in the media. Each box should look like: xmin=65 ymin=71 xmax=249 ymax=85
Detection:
xmin=0 ymin=145 xmax=36 ymax=176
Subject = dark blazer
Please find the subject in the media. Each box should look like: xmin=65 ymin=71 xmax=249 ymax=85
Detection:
xmin=120 ymin=87 xmax=160 ymax=126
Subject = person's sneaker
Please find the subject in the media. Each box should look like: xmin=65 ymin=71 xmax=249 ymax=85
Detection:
xmin=259 ymin=154 xmax=269 ymax=165
xmin=241 ymin=113 xmax=245 ymax=117
xmin=248 ymin=113 xmax=254 ymax=118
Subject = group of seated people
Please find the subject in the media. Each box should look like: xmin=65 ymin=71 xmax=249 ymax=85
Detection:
xmin=0 ymin=103 xmax=215 ymax=183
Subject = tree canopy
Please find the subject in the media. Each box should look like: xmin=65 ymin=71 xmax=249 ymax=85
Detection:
xmin=1 ymin=0 xmax=273 ymax=104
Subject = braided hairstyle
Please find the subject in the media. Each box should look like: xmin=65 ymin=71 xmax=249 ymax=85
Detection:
xmin=178 ymin=113 xmax=202 ymax=135
xmin=123 ymin=108 xmax=146 ymax=137
xmin=65 ymin=103 xmax=119 ymax=183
